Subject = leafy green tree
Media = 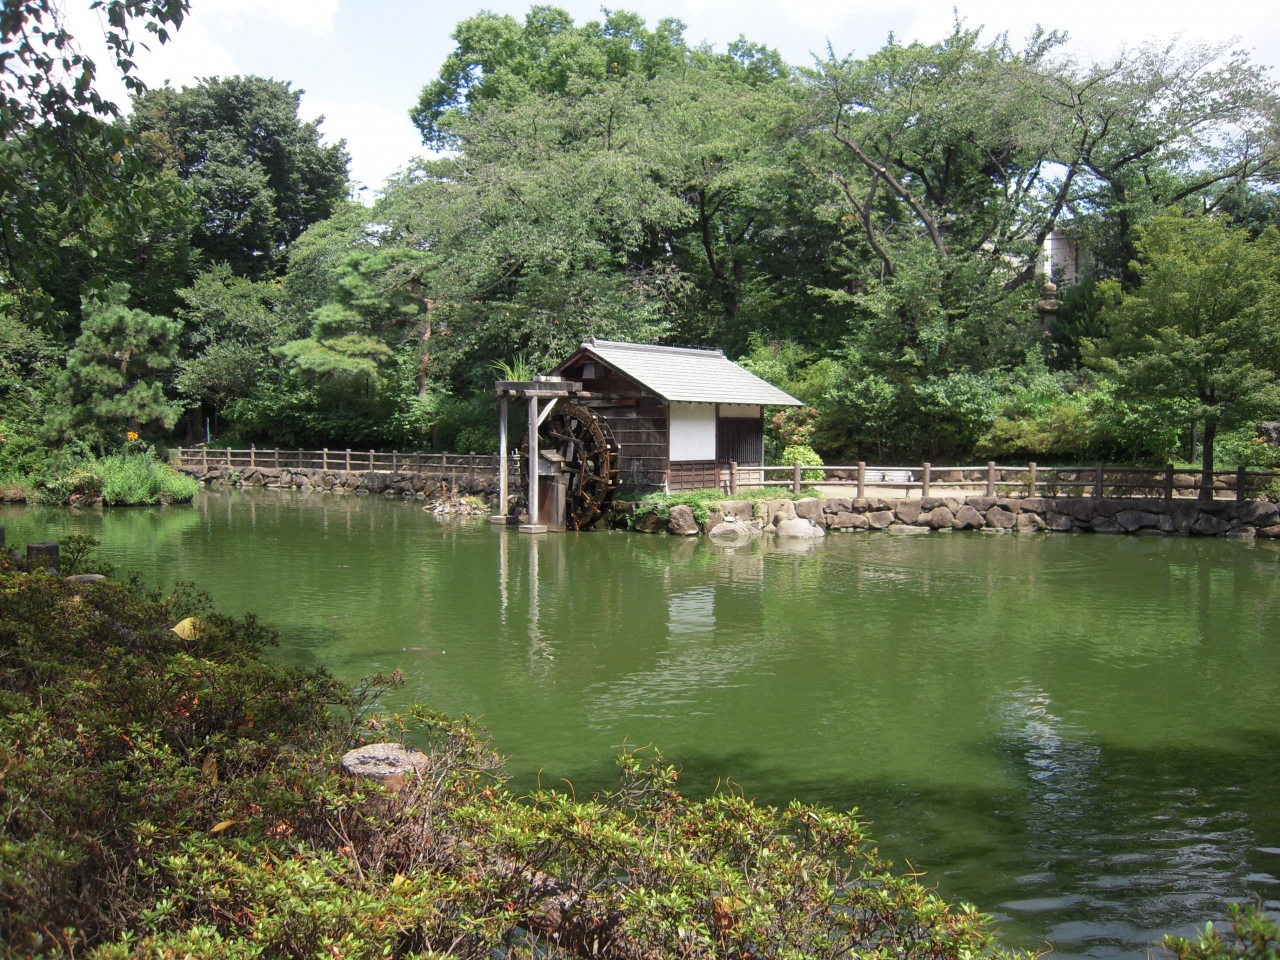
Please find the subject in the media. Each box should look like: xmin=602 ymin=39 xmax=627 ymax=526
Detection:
xmin=129 ymin=76 xmax=350 ymax=279
xmin=47 ymin=283 xmax=183 ymax=450
xmin=1089 ymin=215 xmax=1280 ymax=493
xmin=1 ymin=0 xmax=191 ymax=330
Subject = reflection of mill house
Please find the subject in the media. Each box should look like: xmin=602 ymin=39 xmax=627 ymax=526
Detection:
xmin=495 ymin=339 xmax=800 ymax=532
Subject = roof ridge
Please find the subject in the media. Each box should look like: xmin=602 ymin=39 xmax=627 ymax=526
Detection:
xmin=585 ymin=338 xmax=725 ymax=358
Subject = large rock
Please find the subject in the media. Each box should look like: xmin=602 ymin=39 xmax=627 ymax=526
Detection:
xmin=1258 ymin=422 xmax=1280 ymax=445
xmin=1091 ymin=516 xmax=1123 ymax=534
xmin=794 ymin=498 xmax=825 ymax=524
xmin=952 ymin=505 xmax=986 ymax=530
xmin=866 ymin=510 xmax=895 ymax=530
xmin=921 ymin=506 xmax=955 ymax=529
xmin=966 ymin=497 xmax=997 ymax=513
xmin=1016 ymin=512 xmax=1046 ymax=532
xmin=996 ymin=498 xmax=1024 ymax=513
xmin=1239 ymin=499 xmax=1280 ymax=527
xmin=719 ymin=500 xmax=757 ymax=522
xmin=920 ymin=496 xmax=961 ymax=513
xmin=1167 ymin=501 xmax=1201 ymax=535
xmin=895 ymin=500 xmax=922 ymax=525
xmin=776 ymin=517 xmax=825 ymax=538
xmin=1257 ymin=524 xmax=1280 ymax=539
xmin=765 ymin=499 xmax=797 ymax=529
xmin=341 ymin=743 xmax=430 ymax=792
xmin=700 ymin=509 xmax=724 ymax=533
xmin=709 ymin=517 xmax=762 ymax=541
xmin=1053 ymin=498 xmax=1096 ymax=522
xmin=1227 ymin=526 xmax=1257 ymax=540
xmin=633 ymin=511 xmax=665 ymax=533
xmin=1044 ymin=512 xmax=1074 ymax=532
xmin=887 ymin=524 xmax=930 ymax=535
xmin=667 ymin=504 xmax=699 ymax=535
xmin=1115 ymin=509 xmax=1161 ymax=532
xmin=985 ymin=507 xmax=1018 ymax=529
xmin=1191 ymin=513 xmax=1232 ymax=536
xmin=829 ymin=511 xmax=869 ymax=530
xmin=823 ymin=497 xmax=852 ymax=515
xmin=1020 ymin=497 xmax=1050 ymax=515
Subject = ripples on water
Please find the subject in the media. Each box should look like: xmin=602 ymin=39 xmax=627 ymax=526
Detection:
xmin=3 ymin=489 xmax=1279 ymax=957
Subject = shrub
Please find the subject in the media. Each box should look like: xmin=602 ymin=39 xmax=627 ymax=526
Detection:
xmin=1165 ymin=903 xmax=1279 ymax=960
xmin=96 ymin=450 xmax=198 ymax=505
xmin=0 ymin=561 xmax=1020 ymax=960
xmin=779 ymin=443 xmax=825 ymax=481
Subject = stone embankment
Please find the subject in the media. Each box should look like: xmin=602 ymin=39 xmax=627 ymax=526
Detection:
xmin=616 ymin=495 xmax=1280 ymax=540
xmin=180 ymin=464 xmax=496 ymax=501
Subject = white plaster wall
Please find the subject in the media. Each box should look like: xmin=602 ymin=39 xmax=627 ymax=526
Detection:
xmin=718 ymin=404 xmax=761 ymax=419
xmin=668 ymin=402 xmax=717 ymax=461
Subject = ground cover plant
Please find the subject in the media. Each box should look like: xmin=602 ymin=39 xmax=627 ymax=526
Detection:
xmin=0 ymin=445 xmax=197 ymax=506
xmin=625 ymin=486 xmax=826 ymax=526
xmin=2 ymin=544 xmax=1028 ymax=959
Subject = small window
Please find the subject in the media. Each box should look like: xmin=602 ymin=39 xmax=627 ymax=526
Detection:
xmin=582 ymin=361 xmax=598 ymax=379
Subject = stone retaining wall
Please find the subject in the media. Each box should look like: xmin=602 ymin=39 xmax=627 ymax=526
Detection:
xmin=615 ymin=495 xmax=1280 ymax=540
xmin=180 ymin=464 xmax=497 ymax=500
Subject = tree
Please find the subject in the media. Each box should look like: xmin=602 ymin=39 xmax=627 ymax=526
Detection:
xmin=1 ymin=0 xmax=191 ymax=328
xmin=129 ymin=76 xmax=350 ymax=279
xmin=47 ymin=283 xmax=183 ymax=450
xmin=1089 ymin=215 xmax=1280 ymax=496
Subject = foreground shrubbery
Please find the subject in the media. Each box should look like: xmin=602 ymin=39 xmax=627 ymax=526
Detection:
xmin=2 ymin=554 xmax=1022 ymax=959
xmin=0 ymin=443 xmax=197 ymax=506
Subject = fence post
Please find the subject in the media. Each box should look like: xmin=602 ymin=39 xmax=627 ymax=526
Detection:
xmin=857 ymin=461 xmax=866 ymax=500
xmin=922 ymin=462 xmax=931 ymax=498
xmin=415 ymin=451 xmax=421 ymax=473
xmin=986 ymin=462 xmax=996 ymax=498
xmin=1028 ymin=462 xmax=1037 ymax=498
xmin=1237 ymin=465 xmax=1247 ymax=501
xmin=274 ymin=448 xmax=280 ymax=469
xmin=729 ymin=461 xmax=739 ymax=495
xmin=202 ymin=446 xmax=208 ymax=470
xmin=793 ymin=462 xmax=802 ymax=495
xmin=1094 ymin=462 xmax=1104 ymax=500
xmin=226 ymin=446 xmax=231 ymax=468
xmin=297 ymin=448 xmax=302 ymax=469
xmin=391 ymin=450 xmax=397 ymax=473
xmin=470 ymin=451 xmax=476 ymax=478
xmin=323 ymin=448 xmax=328 ymax=471
xmin=1164 ymin=463 xmax=1174 ymax=501
xmin=250 ymin=444 xmax=256 ymax=468
xmin=369 ymin=449 xmax=375 ymax=471
xmin=344 ymin=449 xmax=351 ymax=472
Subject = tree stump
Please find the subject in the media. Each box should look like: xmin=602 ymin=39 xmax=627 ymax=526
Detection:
xmin=340 ymin=743 xmax=429 ymax=792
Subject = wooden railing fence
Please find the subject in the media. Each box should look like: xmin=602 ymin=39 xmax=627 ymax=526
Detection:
xmin=725 ymin=460 xmax=1280 ymax=501
xmin=176 ymin=446 xmax=500 ymax=478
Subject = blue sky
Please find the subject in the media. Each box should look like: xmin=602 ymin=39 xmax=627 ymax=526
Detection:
xmin=71 ymin=0 xmax=1280 ymax=199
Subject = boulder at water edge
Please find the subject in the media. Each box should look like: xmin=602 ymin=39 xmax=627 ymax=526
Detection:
xmin=709 ymin=517 xmax=762 ymax=541
xmin=775 ymin=517 xmax=825 ymax=538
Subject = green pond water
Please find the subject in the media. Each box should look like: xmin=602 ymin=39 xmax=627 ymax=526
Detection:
xmin=5 ymin=488 xmax=1280 ymax=956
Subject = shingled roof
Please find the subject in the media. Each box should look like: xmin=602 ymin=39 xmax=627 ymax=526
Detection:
xmin=558 ymin=339 xmax=802 ymax=406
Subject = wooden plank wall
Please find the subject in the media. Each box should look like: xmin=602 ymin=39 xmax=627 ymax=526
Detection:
xmin=570 ymin=368 xmax=668 ymax=493
xmin=668 ymin=460 xmax=718 ymax=492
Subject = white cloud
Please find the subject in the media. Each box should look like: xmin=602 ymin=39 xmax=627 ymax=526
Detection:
xmin=300 ymin=97 xmax=426 ymax=198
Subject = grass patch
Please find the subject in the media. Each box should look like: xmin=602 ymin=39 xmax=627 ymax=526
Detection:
xmin=627 ymin=486 xmax=825 ymax=526
xmin=96 ymin=450 xmax=198 ymax=505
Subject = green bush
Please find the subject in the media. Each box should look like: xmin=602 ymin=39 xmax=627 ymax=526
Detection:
xmin=628 ymin=486 xmax=823 ymax=526
xmin=1166 ymin=903 xmax=1279 ymax=960
xmin=95 ymin=450 xmax=198 ymax=505
xmin=779 ymin=443 xmax=825 ymax=481
xmin=0 ymin=562 xmax=1018 ymax=960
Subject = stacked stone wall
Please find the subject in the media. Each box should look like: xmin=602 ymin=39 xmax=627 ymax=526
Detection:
xmin=614 ymin=495 xmax=1280 ymax=540
xmin=180 ymin=464 xmax=496 ymax=501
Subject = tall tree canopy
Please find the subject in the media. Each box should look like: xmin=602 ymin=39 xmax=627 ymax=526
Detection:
xmin=129 ymin=76 xmax=351 ymax=279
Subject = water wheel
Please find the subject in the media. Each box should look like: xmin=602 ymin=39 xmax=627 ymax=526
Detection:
xmin=518 ymin=402 xmax=620 ymax=530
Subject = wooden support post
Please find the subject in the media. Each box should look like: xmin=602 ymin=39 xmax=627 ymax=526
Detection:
xmin=250 ymin=444 xmax=256 ymax=467
xmin=322 ymin=448 xmax=328 ymax=470
xmin=729 ymin=461 xmax=738 ymax=495
xmin=986 ymin=462 xmax=996 ymax=498
xmin=1094 ymin=462 xmax=1104 ymax=500
xmin=391 ymin=450 xmax=397 ymax=473
xmin=1164 ymin=463 xmax=1174 ymax=501
xmin=469 ymin=451 xmax=476 ymax=478
xmin=1028 ymin=462 xmax=1037 ymax=498
xmin=369 ymin=449 xmax=375 ymax=471
xmin=226 ymin=446 xmax=232 ymax=468
xmin=495 ymin=395 xmax=510 ymax=519
xmin=857 ymin=462 xmax=866 ymax=500
xmin=274 ymin=448 xmax=280 ymax=469
xmin=345 ymin=448 xmax=351 ymax=472
xmin=521 ymin=396 xmax=545 ymax=532
xmin=1237 ymin=465 xmax=1247 ymax=501
xmin=922 ymin=462 xmax=931 ymax=498
xmin=202 ymin=447 xmax=208 ymax=470
xmin=415 ymin=450 xmax=422 ymax=473
xmin=793 ymin=462 xmax=802 ymax=495
xmin=297 ymin=448 xmax=303 ymax=469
